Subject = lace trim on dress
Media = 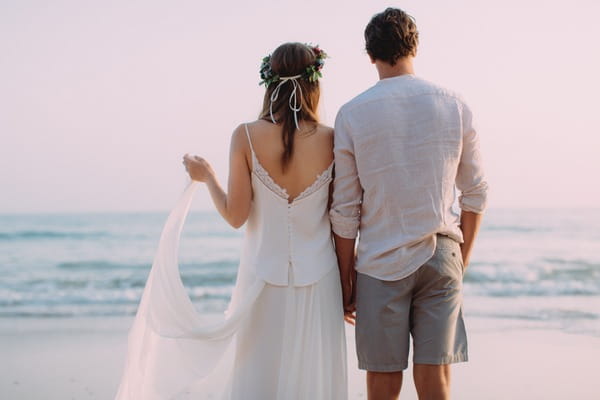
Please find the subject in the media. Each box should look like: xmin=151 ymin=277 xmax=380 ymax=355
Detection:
xmin=246 ymin=123 xmax=333 ymax=203
xmin=251 ymin=152 xmax=290 ymax=200
xmin=251 ymin=152 xmax=333 ymax=203
xmin=293 ymin=162 xmax=334 ymax=202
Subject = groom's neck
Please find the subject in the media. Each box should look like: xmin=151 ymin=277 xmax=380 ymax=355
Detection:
xmin=374 ymin=57 xmax=415 ymax=80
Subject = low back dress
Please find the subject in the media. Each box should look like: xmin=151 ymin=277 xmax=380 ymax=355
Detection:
xmin=114 ymin=124 xmax=347 ymax=400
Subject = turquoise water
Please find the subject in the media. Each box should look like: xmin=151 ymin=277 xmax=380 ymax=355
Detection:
xmin=1 ymin=208 xmax=599 ymax=335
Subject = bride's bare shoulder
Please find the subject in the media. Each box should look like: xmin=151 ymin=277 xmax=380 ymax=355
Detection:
xmin=245 ymin=119 xmax=274 ymax=132
xmin=315 ymin=124 xmax=334 ymax=146
xmin=229 ymin=120 xmax=270 ymax=144
xmin=317 ymin=123 xmax=333 ymax=134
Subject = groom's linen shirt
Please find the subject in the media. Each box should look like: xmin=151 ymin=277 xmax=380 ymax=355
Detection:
xmin=330 ymin=74 xmax=488 ymax=281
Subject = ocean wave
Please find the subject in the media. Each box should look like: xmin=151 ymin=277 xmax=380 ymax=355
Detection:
xmin=181 ymin=271 xmax=236 ymax=287
xmin=468 ymin=308 xmax=600 ymax=321
xmin=0 ymin=283 xmax=233 ymax=304
xmin=0 ymin=295 xmax=230 ymax=317
xmin=542 ymin=257 xmax=600 ymax=268
xmin=9 ymin=259 xmax=599 ymax=300
xmin=462 ymin=259 xmax=600 ymax=296
xmin=464 ymin=258 xmax=600 ymax=292
xmin=55 ymin=260 xmax=238 ymax=272
xmin=14 ymin=272 xmax=237 ymax=291
xmin=97 ymin=273 xmax=236 ymax=289
xmin=464 ymin=268 xmax=600 ymax=285
xmin=56 ymin=261 xmax=151 ymax=270
xmin=464 ymin=280 xmax=600 ymax=297
xmin=0 ymin=230 xmax=110 ymax=241
xmin=0 ymin=310 xmax=132 ymax=318
xmin=482 ymin=225 xmax=551 ymax=233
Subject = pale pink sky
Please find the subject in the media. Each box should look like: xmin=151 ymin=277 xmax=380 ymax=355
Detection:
xmin=1 ymin=0 xmax=599 ymax=213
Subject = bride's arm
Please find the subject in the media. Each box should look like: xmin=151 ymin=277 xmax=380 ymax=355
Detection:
xmin=183 ymin=125 xmax=252 ymax=228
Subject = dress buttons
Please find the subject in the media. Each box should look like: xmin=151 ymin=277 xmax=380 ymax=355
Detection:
xmin=287 ymin=203 xmax=292 ymax=268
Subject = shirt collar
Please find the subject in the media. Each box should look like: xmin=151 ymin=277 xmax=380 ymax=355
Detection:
xmin=376 ymin=73 xmax=416 ymax=85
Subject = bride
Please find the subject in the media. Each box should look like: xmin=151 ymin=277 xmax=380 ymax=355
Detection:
xmin=115 ymin=42 xmax=348 ymax=399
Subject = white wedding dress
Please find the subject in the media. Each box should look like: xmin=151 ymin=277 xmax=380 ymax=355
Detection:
xmin=115 ymin=125 xmax=347 ymax=400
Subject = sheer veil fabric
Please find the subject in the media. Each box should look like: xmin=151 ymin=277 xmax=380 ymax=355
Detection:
xmin=114 ymin=178 xmax=347 ymax=399
xmin=115 ymin=182 xmax=264 ymax=399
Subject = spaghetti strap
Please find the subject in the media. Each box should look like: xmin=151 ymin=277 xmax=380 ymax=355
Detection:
xmin=244 ymin=124 xmax=255 ymax=155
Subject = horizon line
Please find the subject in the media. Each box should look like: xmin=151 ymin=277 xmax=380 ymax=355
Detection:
xmin=2 ymin=206 xmax=600 ymax=217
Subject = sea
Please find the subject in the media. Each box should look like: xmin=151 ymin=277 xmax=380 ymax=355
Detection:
xmin=1 ymin=208 xmax=599 ymax=336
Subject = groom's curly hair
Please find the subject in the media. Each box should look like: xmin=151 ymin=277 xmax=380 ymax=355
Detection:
xmin=365 ymin=8 xmax=419 ymax=66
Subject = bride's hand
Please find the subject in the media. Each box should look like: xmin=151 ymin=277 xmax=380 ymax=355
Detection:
xmin=182 ymin=154 xmax=215 ymax=183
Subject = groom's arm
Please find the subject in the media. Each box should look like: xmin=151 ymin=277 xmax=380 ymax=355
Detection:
xmin=330 ymin=109 xmax=362 ymax=317
xmin=459 ymin=211 xmax=483 ymax=269
xmin=456 ymin=102 xmax=488 ymax=269
xmin=333 ymin=234 xmax=356 ymax=312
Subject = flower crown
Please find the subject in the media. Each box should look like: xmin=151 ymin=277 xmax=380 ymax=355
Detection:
xmin=259 ymin=44 xmax=328 ymax=88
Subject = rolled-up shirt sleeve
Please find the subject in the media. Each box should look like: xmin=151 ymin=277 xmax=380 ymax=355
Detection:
xmin=330 ymin=109 xmax=362 ymax=238
xmin=456 ymin=102 xmax=489 ymax=213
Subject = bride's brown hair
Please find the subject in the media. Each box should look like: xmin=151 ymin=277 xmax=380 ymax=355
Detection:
xmin=258 ymin=43 xmax=321 ymax=172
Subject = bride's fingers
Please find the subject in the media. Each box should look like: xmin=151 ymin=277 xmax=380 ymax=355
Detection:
xmin=344 ymin=313 xmax=356 ymax=326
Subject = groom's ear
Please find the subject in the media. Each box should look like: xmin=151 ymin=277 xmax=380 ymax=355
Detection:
xmin=369 ymin=56 xmax=376 ymax=64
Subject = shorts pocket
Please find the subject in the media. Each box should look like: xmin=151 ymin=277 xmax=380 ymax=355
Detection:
xmin=436 ymin=241 xmax=464 ymax=278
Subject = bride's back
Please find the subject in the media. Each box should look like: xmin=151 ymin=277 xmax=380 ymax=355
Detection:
xmin=241 ymin=119 xmax=337 ymax=287
xmin=245 ymin=119 xmax=333 ymax=202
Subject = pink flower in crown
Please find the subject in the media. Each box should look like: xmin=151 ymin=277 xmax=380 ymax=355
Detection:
xmin=310 ymin=45 xmax=327 ymax=72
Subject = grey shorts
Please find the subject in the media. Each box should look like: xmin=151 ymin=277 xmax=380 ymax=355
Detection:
xmin=355 ymin=234 xmax=468 ymax=372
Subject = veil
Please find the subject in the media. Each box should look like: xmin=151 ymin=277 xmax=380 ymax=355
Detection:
xmin=114 ymin=181 xmax=265 ymax=400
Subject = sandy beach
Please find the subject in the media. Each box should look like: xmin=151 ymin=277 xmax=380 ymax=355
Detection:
xmin=1 ymin=316 xmax=599 ymax=399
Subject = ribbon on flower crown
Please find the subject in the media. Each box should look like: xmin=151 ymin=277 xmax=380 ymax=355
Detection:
xmin=269 ymin=74 xmax=303 ymax=130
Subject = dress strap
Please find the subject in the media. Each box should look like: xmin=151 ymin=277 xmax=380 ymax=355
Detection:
xmin=244 ymin=123 xmax=257 ymax=172
xmin=244 ymin=124 xmax=255 ymax=155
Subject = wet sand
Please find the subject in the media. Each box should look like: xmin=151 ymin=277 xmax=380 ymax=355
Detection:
xmin=1 ymin=316 xmax=599 ymax=399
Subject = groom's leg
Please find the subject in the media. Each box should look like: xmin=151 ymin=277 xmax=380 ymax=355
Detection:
xmin=355 ymin=272 xmax=417 ymax=400
xmin=367 ymin=371 xmax=403 ymax=400
xmin=413 ymin=364 xmax=451 ymax=400
xmin=411 ymin=235 xmax=468 ymax=400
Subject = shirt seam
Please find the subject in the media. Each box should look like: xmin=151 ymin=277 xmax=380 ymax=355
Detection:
xmin=341 ymin=89 xmax=466 ymax=117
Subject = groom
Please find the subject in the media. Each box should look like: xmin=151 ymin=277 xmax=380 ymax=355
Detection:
xmin=331 ymin=7 xmax=488 ymax=400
